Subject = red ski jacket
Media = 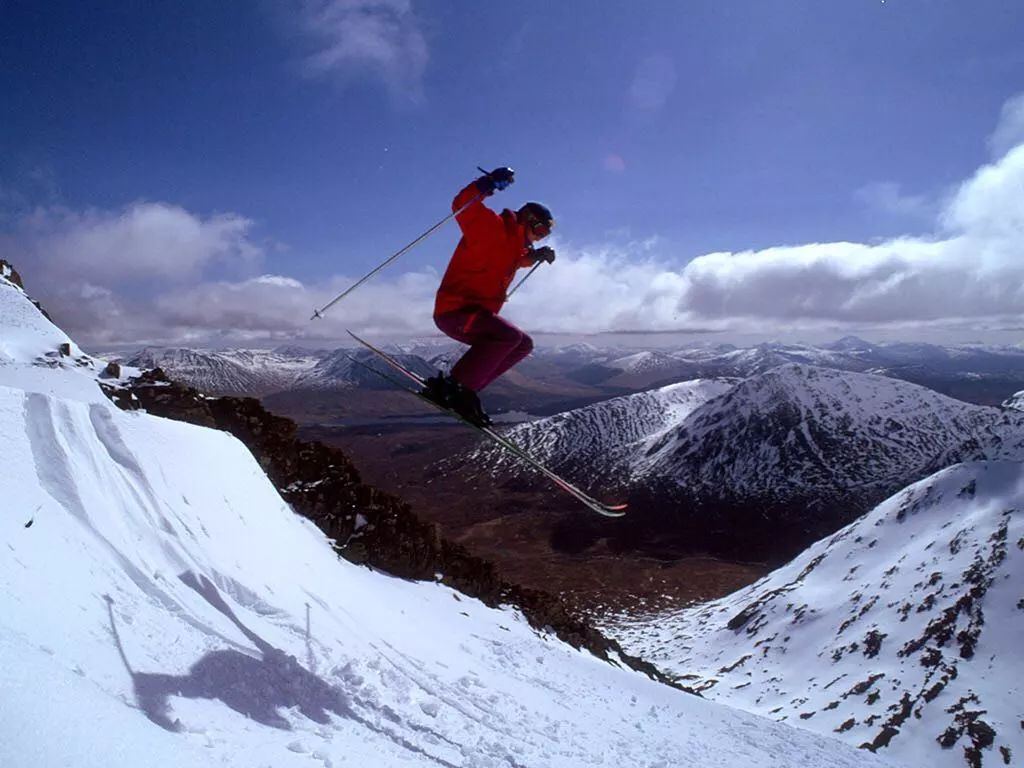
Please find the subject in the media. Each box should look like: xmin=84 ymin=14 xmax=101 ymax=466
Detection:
xmin=434 ymin=182 xmax=534 ymax=318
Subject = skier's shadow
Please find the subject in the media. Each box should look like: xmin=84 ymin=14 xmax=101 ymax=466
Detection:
xmin=106 ymin=573 xmax=351 ymax=732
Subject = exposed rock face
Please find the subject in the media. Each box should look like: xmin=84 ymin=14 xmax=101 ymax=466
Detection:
xmin=111 ymin=367 xmax=674 ymax=685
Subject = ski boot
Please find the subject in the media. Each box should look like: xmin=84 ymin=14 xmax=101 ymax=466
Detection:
xmin=420 ymin=373 xmax=459 ymax=409
xmin=448 ymin=384 xmax=492 ymax=428
xmin=421 ymin=373 xmax=491 ymax=427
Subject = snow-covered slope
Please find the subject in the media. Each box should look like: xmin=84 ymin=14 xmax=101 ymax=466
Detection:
xmin=295 ymin=347 xmax=436 ymax=389
xmin=484 ymin=364 xmax=1024 ymax=505
xmin=0 ymin=277 xmax=902 ymax=768
xmin=1001 ymin=390 xmax=1024 ymax=411
xmin=603 ymin=460 xmax=1024 ymax=768
xmin=476 ymin=378 xmax=738 ymax=484
xmin=0 ymin=275 xmax=136 ymax=402
xmin=642 ymin=364 xmax=1024 ymax=501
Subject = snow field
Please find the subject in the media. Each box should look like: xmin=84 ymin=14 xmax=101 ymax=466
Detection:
xmin=0 ymin=383 xmax=902 ymax=767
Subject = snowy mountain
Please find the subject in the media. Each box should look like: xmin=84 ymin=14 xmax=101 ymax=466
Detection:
xmin=119 ymin=345 xmax=441 ymax=393
xmin=602 ymin=460 xmax=1024 ymax=768
xmin=112 ymin=336 xmax=1024 ymax=410
xmin=476 ymin=365 xmax=1024 ymax=559
xmin=637 ymin=365 xmax=1024 ymax=502
xmin=0 ymin=269 xmax=901 ymax=767
xmin=474 ymin=378 xmax=739 ymax=485
xmin=557 ymin=338 xmax=1024 ymax=403
xmin=120 ymin=347 xmax=322 ymax=396
xmin=1001 ymin=390 xmax=1024 ymax=411
xmin=606 ymin=349 xmax=690 ymax=375
xmin=295 ymin=347 xmax=436 ymax=389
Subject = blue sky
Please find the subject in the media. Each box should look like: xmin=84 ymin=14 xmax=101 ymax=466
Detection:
xmin=3 ymin=1 xmax=1024 ymax=347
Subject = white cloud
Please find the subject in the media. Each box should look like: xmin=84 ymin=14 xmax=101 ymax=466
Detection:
xmin=989 ymin=92 xmax=1024 ymax=159
xmin=505 ymin=139 xmax=1024 ymax=335
xmin=297 ymin=0 xmax=428 ymax=102
xmin=5 ymin=100 xmax=1024 ymax=347
xmin=10 ymin=202 xmax=261 ymax=286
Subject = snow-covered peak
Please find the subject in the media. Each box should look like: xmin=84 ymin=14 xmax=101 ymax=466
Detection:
xmin=645 ymin=364 xmax=1024 ymax=496
xmin=120 ymin=346 xmax=321 ymax=395
xmin=605 ymin=460 xmax=1024 ymax=768
xmin=828 ymin=335 xmax=877 ymax=353
xmin=1001 ymin=390 xmax=1024 ymax=411
xmin=296 ymin=346 xmax=435 ymax=389
xmin=475 ymin=377 xmax=739 ymax=484
xmin=0 ymin=274 xmax=78 ymax=364
xmin=607 ymin=349 xmax=685 ymax=374
xmin=0 ymin=274 xmax=134 ymax=402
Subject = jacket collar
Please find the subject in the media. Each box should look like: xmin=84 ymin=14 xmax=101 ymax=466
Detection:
xmin=501 ymin=209 xmax=528 ymax=251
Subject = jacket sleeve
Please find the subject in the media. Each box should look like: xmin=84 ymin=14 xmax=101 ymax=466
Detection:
xmin=453 ymin=181 xmax=501 ymax=238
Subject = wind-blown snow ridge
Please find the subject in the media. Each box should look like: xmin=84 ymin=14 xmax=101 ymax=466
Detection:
xmin=605 ymin=460 xmax=1024 ymax=768
xmin=1 ymin=270 xmax=898 ymax=767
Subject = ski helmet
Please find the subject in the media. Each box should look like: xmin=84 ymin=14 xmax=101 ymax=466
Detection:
xmin=517 ymin=202 xmax=555 ymax=236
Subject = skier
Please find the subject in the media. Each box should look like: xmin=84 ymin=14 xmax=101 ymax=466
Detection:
xmin=421 ymin=167 xmax=556 ymax=427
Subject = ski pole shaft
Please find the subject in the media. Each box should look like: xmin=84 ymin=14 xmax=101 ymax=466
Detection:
xmin=311 ymin=192 xmax=484 ymax=321
xmin=505 ymin=261 xmax=543 ymax=300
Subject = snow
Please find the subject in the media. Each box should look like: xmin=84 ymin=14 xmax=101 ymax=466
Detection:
xmin=120 ymin=347 xmax=322 ymax=395
xmin=475 ymin=378 xmax=738 ymax=484
xmin=604 ymin=461 xmax=1024 ymax=768
xmin=0 ymin=274 xmax=902 ymax=766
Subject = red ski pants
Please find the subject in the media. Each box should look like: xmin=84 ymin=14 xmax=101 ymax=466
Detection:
xmin=434 ymin=308 xmax=533 ymax=392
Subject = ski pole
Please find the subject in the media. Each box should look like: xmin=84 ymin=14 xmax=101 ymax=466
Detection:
xmin=310 ymin=192 xmax=484 ymax=321
xmin=505 ymin=261 xmax=543 ymax=300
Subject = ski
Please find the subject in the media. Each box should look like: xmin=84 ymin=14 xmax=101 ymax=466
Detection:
xmin=346 ymin=330 xmax=627 ymax=518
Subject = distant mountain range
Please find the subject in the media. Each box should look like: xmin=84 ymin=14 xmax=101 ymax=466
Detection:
xmin=560 ymin=337 xmax=1024 ymax=403
xmin=601 ymin=459 xmax=1024 ymax=768
xmin=117 ymin=337 xmax=1024 ymax=407
xmin=120 ymin=345 xmax=437 ymax=396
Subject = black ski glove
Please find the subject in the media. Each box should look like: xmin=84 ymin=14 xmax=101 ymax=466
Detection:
xmin=475 ymin=166 xmax=515 ymax=195
xmin=532 ymin=246 xmax=556 ymax=264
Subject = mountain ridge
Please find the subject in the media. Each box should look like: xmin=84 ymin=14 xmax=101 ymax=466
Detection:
xmin=601 ymin=459 xmax=1024 ymax=768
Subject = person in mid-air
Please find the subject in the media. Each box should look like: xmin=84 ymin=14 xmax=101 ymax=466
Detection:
xmin=421 ymin=166 xmax=556 ymax=427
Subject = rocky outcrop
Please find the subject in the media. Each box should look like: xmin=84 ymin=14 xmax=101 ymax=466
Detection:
xmin=110 ymin=367 xmax=678 ymax=687
xmin=1 ymin=259 xmax=24 ymax=288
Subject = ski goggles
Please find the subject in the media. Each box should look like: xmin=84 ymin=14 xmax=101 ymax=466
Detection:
xmin=527 ymin=217 xmax=554 ymax=236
